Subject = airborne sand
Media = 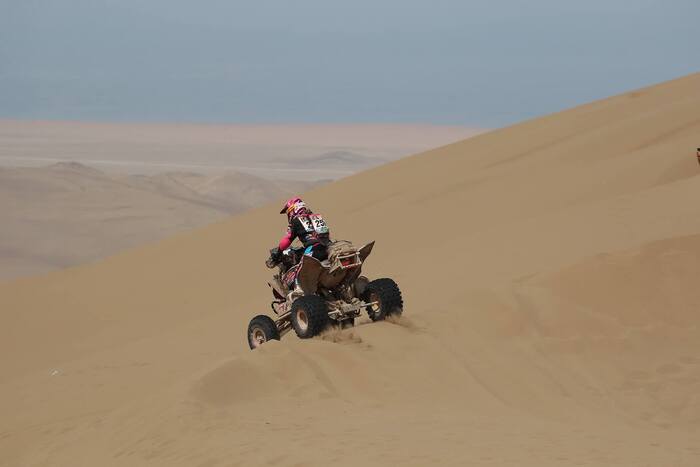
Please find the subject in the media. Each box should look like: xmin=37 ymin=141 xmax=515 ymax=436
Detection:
xmin=1 ymin=74 xmax=700 ymax=466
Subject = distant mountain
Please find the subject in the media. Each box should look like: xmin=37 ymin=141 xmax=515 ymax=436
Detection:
xmin=0 ymin=162 xmax=322 ymax=280
xmin=296 ymin=151 xmax=386 ymax=169
xmin=48 ymin=161 xmax=105 ymax=175
xmin=166 ymin=171 xmax=318 ymax=212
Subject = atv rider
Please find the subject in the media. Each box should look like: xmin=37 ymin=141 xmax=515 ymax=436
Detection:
xmin=270 ymin=197 xmax=331 ymax=273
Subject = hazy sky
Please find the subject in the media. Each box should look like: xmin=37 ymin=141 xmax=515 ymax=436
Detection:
xmin=1 ymin=0 xmax=698 ymax=127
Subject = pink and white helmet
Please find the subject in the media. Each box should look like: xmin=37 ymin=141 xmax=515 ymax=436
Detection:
xmin=280 ymin=197 xmax=308 ymax=220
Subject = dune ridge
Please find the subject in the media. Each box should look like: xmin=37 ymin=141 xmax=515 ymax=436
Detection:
xmin=1 ymin=73 xmax=700 ymax=466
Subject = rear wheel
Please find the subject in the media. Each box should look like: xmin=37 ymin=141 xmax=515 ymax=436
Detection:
xmin=365 ymin=278 xmax=403 ymax=321
xmin=247 ymin=315 xmax=280 ymax=349
xmin=291 ymin=295 xmax=330 ymax=338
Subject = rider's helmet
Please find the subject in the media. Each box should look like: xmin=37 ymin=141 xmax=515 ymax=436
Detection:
xmin=280 ymin=197 xmax=309 ymax=221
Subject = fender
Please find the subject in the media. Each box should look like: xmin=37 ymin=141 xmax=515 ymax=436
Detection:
xmin=297 ymin=255 xmax=323 ymax=295
xmin=358 ymin=241 xmax=375 ymax=263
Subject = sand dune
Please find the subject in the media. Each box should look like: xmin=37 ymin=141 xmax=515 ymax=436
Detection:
xmin=1 ymin=73 xmax=700 ymax=466
xmin=0 ymin=163 xmax=317 ymax=280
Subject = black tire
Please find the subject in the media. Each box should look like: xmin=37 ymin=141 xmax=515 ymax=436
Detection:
xmin=291 ymin=295 xmax=330 ymax=339
xmin=247 ymin=315 xmax=280 ymax=349
xmin=364 ymin=278 xmax=403 ymax=321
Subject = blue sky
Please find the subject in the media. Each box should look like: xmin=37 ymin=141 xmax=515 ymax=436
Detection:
xmin=1 ymin=0 xmax=698 ymax=126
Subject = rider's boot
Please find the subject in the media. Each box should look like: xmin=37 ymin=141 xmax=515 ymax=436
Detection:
xmin=287 ymin=279 xmax=304 ymax=302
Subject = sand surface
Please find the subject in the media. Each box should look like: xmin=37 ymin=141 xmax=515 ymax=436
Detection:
xmin=1 ymin=74 xmax=700 ymax=466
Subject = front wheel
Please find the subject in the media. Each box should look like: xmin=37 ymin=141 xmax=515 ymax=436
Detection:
xmin=291 ymin=295 xmax=330 ymax=339
xmin=247 ymin=315 xmax=280 ymax=349
xmin=364 ymin=278 xmax=403 ymax=321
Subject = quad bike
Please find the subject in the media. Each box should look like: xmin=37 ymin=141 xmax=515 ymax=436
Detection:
xmin=247 ymin=240 xmax=403 ymax=349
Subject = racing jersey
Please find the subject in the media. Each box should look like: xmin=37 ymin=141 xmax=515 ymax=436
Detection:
xmin=279 ymin=213 xmax=330 ymax=250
